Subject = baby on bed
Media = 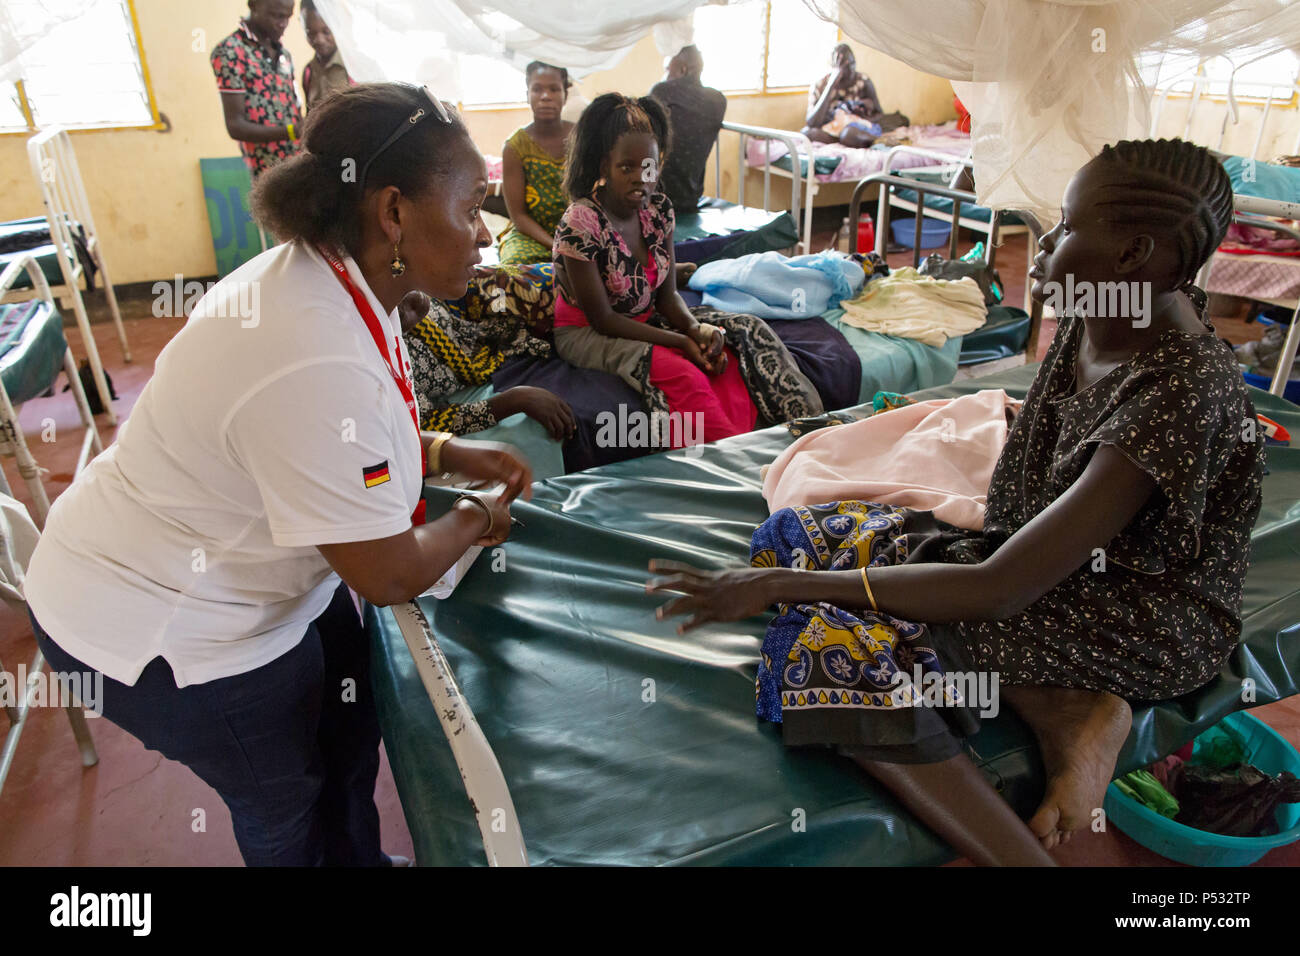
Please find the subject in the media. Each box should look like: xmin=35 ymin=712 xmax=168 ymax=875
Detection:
xmin=650 ymin=138 xmax=1266 ymax=865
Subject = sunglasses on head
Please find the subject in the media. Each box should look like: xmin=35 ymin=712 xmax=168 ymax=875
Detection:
xmin=358 ymin=84 xmax=452 ymax=190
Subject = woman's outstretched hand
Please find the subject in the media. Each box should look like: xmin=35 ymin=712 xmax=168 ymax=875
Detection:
xmin=439 ymin=439 xmax=533 ymax=503
xmin=646 ymin=559 xmax=777 ymax=634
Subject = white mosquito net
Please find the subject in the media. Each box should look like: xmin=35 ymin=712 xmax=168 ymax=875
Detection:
xmin=810 ymin=0 xmax=1300 ymax=227
xmin=4 ymin=2 xmax=1291 ymax=229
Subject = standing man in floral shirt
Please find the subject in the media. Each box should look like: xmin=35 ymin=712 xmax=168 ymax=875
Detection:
xmin=211 ymin=0 xmax=303 ymax=179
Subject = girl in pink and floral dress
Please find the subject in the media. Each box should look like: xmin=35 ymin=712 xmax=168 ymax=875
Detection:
xmin=551 ymin=93 xmax=821 ymax=445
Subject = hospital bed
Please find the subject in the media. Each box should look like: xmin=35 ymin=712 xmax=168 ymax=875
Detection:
xmin=1197 ymin=188 xmax=1300 ymax=400
xmin=727 ymin=120 xmax=972 ymax=254
xmin=1148 ymin=60 xmax=1300 ymax=397
xmin=366 ymin=363 xmax=1300 ymax=865
xmin=0 ymin=129 xmax=132 ymax=425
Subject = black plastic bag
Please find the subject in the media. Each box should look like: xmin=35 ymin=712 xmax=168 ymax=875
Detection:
xmin=1174 ymin=763 xmax=1300 ymax=837
xmin=918 ymin=253 xmax=1004 ymax=307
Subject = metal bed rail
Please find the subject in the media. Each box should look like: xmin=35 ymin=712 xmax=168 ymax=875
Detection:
xmin=712 ymin=120 xmax=805 ymax=250
xmin=848 ymin=171 xmax=1046 ymax=361
xmin=1148 ymin=58 xmax=1300 ymax=160
xmin=390 ymin=599 xmax=528 ymax=866
xmin=849 ymin=172 xmax=1000 ymax=267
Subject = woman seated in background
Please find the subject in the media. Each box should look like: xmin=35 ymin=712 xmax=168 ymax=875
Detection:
xmin=650 ymin=139 xmax=1265 ymax=866
xmin=551 ymin=93 xmax=822 ymax=445
xmin=498 ymin=62 xmax=574 ymax=265
xmin=804 ymin=43 xmax=905 ymax=147
xmin=398 ymin=267 xmax=575 ymax=479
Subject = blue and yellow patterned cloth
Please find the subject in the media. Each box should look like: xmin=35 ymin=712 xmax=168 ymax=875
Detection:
xmin=751 ymin=501 xmax=981 ymax=753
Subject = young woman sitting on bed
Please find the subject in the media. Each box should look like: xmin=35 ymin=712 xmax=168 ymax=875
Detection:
xmin=649 ymin=138 xmax=1266 ymax=865
xmin=497 ymin=65 xmax=697 ymax=288
xmin=552 ymin=92 xmax=823 ymax=445
xmin=497 ymin=62 xmax=574 ymax=266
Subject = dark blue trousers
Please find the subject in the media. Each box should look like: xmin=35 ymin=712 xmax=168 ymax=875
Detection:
xmin=32 ymin=583 xmax=387 ymax=866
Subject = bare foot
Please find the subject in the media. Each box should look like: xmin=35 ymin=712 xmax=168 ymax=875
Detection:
xmin=1002 ymin=686 xmax=1132 ymax=851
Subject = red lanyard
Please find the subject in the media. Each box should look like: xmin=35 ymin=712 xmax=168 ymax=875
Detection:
xmin=318 ymin=245 xmax=427 ymax=524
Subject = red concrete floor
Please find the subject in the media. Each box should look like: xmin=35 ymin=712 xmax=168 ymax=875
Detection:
xmin=1 ymin=266 xmax=1296 ymax=867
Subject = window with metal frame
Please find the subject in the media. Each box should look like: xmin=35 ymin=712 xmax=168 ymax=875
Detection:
xmin=2 ymin=0 xmax=159 ymax=133
xmin=1141 ymin=48 xmax=1299 ymax=105
xmin=695 ymin=0 xmax=839 ymax=94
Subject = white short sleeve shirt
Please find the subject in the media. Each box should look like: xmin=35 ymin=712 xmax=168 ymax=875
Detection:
xmin=24 ymin=241 xmax=424 ymax=687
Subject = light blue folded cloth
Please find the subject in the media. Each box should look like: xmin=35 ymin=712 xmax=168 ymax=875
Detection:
xmin=687 ymin=250 xmax=866 ymax=319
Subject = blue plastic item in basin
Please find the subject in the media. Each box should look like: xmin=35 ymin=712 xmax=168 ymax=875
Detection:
xmin=1103 ymin=710 xmax=1300 ymax=866
xmin=890 ymin=216 xmax=951 ymax=250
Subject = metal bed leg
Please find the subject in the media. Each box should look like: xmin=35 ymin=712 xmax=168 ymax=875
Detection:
xmin=389 ymin=600 xmax=528 ymax=867
xmin=0 ymin=646 xmax=98 ymax=798
xmin=61 ymin=286 xmax=118 ymax=427
xmin=1269 ymin=304 xmax=1300 ymax=398
xmin=94 ymin=254 xmax=132 ymax=364
xmin=0 ymin=383 xmax=52 ymax=528
xmin=65 ymin=703 xmax=99 ymax=768
xmin=62 ymin=346 xmax=105 ymax=469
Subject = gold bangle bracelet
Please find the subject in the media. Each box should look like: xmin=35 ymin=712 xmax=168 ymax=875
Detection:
xmin=426 ymin=432 xmax=454 ymax=475
xmin=860 ymin=566 xmax=878 ymax=613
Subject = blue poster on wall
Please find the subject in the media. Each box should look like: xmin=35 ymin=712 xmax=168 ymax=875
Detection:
xmin=200 ymin=157 xmax=267 ymax=277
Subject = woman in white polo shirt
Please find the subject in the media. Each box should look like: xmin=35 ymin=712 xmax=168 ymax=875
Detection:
xmin=23 ymin=84 xmax=526 ymax=866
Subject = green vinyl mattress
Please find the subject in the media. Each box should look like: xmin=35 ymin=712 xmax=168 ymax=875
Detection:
xmin=366 ymin=364 xmax=1300 ymax=866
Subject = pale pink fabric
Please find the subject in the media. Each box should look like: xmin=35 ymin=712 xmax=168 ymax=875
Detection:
xmin=762 ymin=389 xmax=1021 ymax=530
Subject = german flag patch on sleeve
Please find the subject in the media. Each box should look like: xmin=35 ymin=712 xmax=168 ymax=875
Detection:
xmin=362 ymin=461 xmax=391 ymax=488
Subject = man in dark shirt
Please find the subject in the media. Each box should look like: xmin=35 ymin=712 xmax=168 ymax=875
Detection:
xmin=210 ymin=0 xmax=303 ymax=178
xmin=649 ymin=46 xmax=727 ymax=213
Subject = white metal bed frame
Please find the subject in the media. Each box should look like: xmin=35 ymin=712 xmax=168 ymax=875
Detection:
xmin=1148 ymin=56 xmax=1300 ymax=160
xmin=710 ymin=120 xmax=807 ymax=250
xmin=1157 ymin=56 xmax=1300 ymax=397
xmin=0 ymin=129 xmax=134 ymax=427
xmin=1196 ymin=193 xmax=1300 ymax=399
xmin=0 ymin=254 xmax=105 ymax=527
xmin=389 ymin=598 xmax=528 ymax=866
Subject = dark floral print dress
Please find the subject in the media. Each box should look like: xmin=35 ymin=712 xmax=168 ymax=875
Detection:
xmin=753 ymin=311 xmax=1267 ymax=755
xmin=950 ymin=313 xmax=1266 ymax=701
xmin=552 ymin=190 xmax=823 ymax=426
xmin=553 ymin=192 xmax=674 ymax=321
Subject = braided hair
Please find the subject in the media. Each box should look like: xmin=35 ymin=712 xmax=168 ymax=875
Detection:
xmin=1092 ymin=138 xmax=1234 ymax=317
xmin=562 ymin=92 xmax=671 ymax=202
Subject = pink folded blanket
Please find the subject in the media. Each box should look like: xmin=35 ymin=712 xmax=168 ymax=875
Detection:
xmin=762 ymin=389 xmax=1021 ymax=530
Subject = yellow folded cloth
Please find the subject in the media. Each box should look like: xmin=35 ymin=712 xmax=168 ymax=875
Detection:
xmin=839 ymin=266 xmax=987 ymax=347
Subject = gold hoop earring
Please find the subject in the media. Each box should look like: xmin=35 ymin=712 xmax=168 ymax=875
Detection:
xmin=591 ymin=177 xmax=606 ymax=200
xmin=390 ymin=243 xmax=406 ymax=278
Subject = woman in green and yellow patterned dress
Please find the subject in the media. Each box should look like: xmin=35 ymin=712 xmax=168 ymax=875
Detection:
xmin=498 ymin=62 xmax=574 ymax=265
